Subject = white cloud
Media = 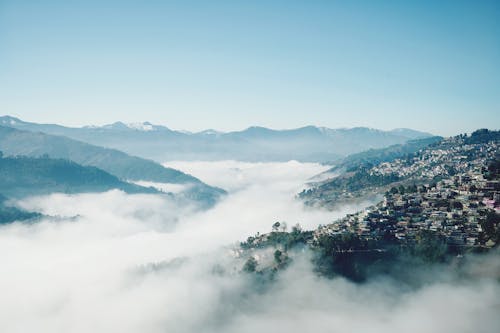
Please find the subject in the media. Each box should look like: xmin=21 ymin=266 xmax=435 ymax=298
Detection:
xmin=130 ymin=181 xmax=191 ymax=194
xmin=0 ymin=161 xmax=497 ymax=333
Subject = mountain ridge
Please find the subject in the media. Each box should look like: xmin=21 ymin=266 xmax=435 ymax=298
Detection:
xmin=0 ymin=125 xmax=226 ymax=207
xmin=0 ymin=154 xmax=158 ymax=198
xmin=0 ymin=115 xmax=434 ymax=136
xmin=0 ymin=115 xmax=434 ymax=163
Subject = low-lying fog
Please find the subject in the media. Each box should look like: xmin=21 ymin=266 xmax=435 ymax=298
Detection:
xmin=0 ymin=161 xmax=498 ymax=332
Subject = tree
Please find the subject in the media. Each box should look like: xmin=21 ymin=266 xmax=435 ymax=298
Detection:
xmin=243 ymin=256 xmax=258 ymax=273
xmin=480 ymin=211 xmax=500 ymax=245
xmin=274 ymin=250 xmax=283 ymax=264
xmin=272 ymin=221 xmax=281 ymax=232
xmin=485 ymin=160 xmax=500 ymax=180
xmin=414 ymin=230 xmax=447 ymax=263
xmin=291 ymin=223 xmax=302 ymax=234
xmin=398 ymin=185 xmax=406 ymax=195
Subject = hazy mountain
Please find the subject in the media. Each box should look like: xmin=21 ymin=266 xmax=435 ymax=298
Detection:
xmin=0 ymin=125 xmax=225 ymax=206
xmin=0 ymin=155 xmax=157 ymax=224
xmin=387 ymin=128 xmax=435 ymax=139
xmin=322 ymin=136 xmax=444 ymax=174
xmin=0 ymin=193 xmax=41 ymax=224
xmin=0 ymin=155 xmax=158 ymax=198
xmin=0 ymin=116 xmax=434 ymax=163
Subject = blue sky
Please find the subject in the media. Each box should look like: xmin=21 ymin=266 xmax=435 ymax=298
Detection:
xmin=1 ymin=0 xmax=499 ymax=135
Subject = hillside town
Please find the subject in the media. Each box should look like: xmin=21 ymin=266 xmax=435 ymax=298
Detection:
xmin=313 ymin=131 xmax=499 ymax=249
xmin=314 ymin=168 xmax=499 ymax=249
xmin=368 ymin=135 xmax=497 ymax=180
xmin=241 ymin=131 xmax=499 ymax=269
xmin=300 ymin=131 xmax=499 ymax=210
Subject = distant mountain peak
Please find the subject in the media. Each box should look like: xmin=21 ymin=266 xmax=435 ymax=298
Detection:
xmin=126 ymin=122 xmax=155 ymax=131
xmin=198 ymin=129 xmax=222 ymax=136
xmin=0 ymin=115 xmax=23 ymax=126
xmin=245 ymin=126 xmax=272 ymax=131
xmin=99 ymin=121 xmax=167 ymax=132
xmin=389 ymin=128 xmax=434 ymax=139
xmin=0 ymin=115 xmax=435 ymax=163
xmin=102 ymin=121 xmax=129 ymax=130
xmin=348 ymin=127 xmax=381 ymax=132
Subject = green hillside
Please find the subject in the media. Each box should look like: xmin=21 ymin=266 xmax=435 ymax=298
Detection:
xmin=0 ymin=154 xmax=157 ymax=198
xmin=0 ymin=126 xmax=226 ymax=206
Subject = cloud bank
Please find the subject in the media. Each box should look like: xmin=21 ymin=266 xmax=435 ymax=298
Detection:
xmin=0 ymin=161 xmax=498 ymax=333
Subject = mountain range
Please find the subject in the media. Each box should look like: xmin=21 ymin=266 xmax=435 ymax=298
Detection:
xmin=0 ymin=125 xmax=225 ymax=207
xmin=0 ymin=116 xmax=433 ymax=163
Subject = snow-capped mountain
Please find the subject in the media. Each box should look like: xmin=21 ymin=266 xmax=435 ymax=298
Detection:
xmin=0 ymin=115 xmax=434 ymax=163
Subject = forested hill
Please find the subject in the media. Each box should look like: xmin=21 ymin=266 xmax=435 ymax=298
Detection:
xmin=301 ymin=129 xmax=499 ymax=208
xmin=0 ymin=193 xmax=41 ymax=224
xmin=239 ymin=130 xmax=499 ymax=283
xmin=0 ymin=125 xmax=197 ymax=184
xmin=0 ymin=154 xmax=158 ymax=198
xmin=0 ymin=125 xmax=226 ymax=206
xmin=325 ymin=136 xmax=443 ymax=173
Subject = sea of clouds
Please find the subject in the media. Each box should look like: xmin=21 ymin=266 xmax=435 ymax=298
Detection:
xmin=0 ymin=161 xmax=498 ymax=333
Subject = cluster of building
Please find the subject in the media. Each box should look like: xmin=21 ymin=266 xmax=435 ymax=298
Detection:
xmin=301 ymin=135 xmax=499 ymax=209
xmin=314 ymin=137 xmax=499 ymax=248
xmin=369 ymin=137 xmax=497 ymax=180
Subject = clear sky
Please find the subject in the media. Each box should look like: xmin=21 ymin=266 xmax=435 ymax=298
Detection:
xmin=1 ymin=0 xmax=499 ymax=135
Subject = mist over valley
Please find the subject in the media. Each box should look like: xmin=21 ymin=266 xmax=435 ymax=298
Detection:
xmin=1 ymin=1 xmax=499 ymax=330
